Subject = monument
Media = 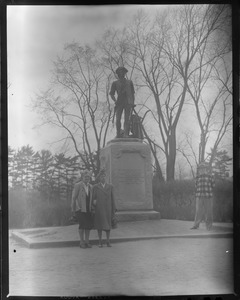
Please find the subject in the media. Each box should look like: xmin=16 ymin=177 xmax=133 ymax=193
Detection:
xmin=109 ymin=66 xmax=135 ymax=138
xmin=100 ymin=138 xmax=160 ymax=221
xmin=100 ymin=66 xmax=160 ymax=221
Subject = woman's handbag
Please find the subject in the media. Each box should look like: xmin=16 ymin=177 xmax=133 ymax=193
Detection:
xmin=111 ymin=214 xmax=118 ymax=229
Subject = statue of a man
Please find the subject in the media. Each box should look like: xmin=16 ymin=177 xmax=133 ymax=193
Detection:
xmin=109 ymin=67 xmax=135 ymax=138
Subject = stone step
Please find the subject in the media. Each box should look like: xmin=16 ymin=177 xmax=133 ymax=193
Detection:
xmin=116 ymin=210 xmax=160 ymax=222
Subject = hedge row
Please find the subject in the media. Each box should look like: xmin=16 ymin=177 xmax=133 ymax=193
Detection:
xmin=9 ymin=179 xmax=233 ymax=229
xmin=9 ymin=189 xmax=72 ymax=229
xmin=153 ymin=178 xmax=233 ymax=222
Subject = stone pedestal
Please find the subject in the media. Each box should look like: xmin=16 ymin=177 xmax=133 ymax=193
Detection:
xmin=100 ymin=138 xmax=160 ymax=221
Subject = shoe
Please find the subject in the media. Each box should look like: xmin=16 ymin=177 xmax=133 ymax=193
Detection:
xmin=80 ymin=242 xmax=86 ymax=248
xmin=107 ymin=242 xmax=112 ymax=247
xmin=190 ymin=226 xmax=199 ymax=229
xmin=98 ymin=242 xmax=103 ymax=248
xmin=86 ymin=243 xmax=92 ymax=248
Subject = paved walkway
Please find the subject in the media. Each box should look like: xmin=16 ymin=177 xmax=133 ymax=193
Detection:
xmin=8 ymin=220 xmax=234 ymax=297
xmin=10 ymin=219 xmax=233 ymax=248
xmin=9 ymin=236 xmax=234 ymax=297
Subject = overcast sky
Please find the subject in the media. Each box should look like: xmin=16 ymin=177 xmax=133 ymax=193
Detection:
xmin=8 ymin=5 xmax=168 ymax=152
xmin=7 ymin=5 xmax=232 ymax=169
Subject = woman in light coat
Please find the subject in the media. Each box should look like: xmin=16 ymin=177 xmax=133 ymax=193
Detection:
xmin=71 ymin=170 xmax=93 ymax=248
xmin=92 ymin=169 xmax=116 ymax=247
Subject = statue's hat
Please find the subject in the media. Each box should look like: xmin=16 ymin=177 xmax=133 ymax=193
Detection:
xmin=116 ymin=66 xmax=128 ymax=75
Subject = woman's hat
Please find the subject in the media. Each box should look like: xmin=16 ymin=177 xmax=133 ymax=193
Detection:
xmin=96 ymin=168 xmax=106 ymax=181
xmin=81 ymin=170 xmax=92 ymax=178
xmin=116 ymin=66 xmax=128 ymax=75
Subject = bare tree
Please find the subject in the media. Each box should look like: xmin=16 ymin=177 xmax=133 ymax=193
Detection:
xmin=139 ymin=110 xmax=165 ymax=182
xmin=187 ymin=56 xmax=232 ymax=166
xmin=31 ymin=6 xmax=231 ymax=181
xmin=32 ymin=43 xmax=113 ymax=177
xmin=97 ymin=28 xmax=132 ymax=76
xmin=171 ymin=4 xmax=232 ymax=176
xmin=124 ymin=5 xmax=231 ymax=180
xmin=187 ymin=19 xmax=232 ymax=164
xmin=122 ymin=9 xmax=183 ymax=181
xmin=177 ymin=132 xmax=198 ymax=178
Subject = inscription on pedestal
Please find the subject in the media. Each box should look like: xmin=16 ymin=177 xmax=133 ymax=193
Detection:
xmin=113 ymin=152 xmax=146 ymax=208
xmin=100 ymin=140 xmax=153 ymax=210
xmin=118 ymin=169 xmax=144 ymax=184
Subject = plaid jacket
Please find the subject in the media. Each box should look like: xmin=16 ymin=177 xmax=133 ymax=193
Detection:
xmin=195 ymin=174 xmax=215 ymax=198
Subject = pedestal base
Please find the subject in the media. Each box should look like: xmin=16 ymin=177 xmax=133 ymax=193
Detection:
xmin=100 ymin=138 xmax=153 ymax=210
xmin=116 ymin=210 xmax=160 ymax=222
xmin=100 ymin=138 xmax=161 ymax=221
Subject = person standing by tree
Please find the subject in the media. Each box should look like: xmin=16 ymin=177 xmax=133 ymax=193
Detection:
xmin=191 ymin=162 xmax=215 ymax=231
xmin=71 ymin=170 xmax=93 ymax=248
xmin=110 ymin=67 xmax=135 ymax=138
xmin=92 ymin=169 xmax=116 ymax=247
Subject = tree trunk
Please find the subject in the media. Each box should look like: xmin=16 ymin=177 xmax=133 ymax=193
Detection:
xmin=140 ymin=120 xmax=165 ymax=181
xmin=166 ymin=129 xmax=176 ymax=181
xmin=154 ymin=156 xmax=164 ymax=182
xmin=199 ymin=132 xmax=207 ymax=163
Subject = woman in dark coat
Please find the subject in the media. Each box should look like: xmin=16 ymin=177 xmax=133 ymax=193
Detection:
xmin=92 ymin=169 xmax=116 ymax=247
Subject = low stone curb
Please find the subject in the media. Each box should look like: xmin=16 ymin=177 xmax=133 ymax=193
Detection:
xmin=11 ymin=230 xmax=233 ymax=249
